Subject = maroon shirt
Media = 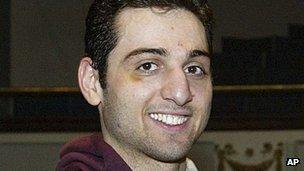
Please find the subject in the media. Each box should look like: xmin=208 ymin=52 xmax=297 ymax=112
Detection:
xmin=56 ymin=133 xmax=132 ymax=171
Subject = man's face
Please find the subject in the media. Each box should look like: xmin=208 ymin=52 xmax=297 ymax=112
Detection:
xmin=102 ymin=8 xmax=212 ymax=162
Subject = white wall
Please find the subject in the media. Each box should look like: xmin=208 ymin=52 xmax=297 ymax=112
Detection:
xmin=10 ymin=0 xmax=92 ymax=87
xmin=209 ymin=0 xmax=304 ymax=51
xmin=10 ymin=0 xmax=304 ymax=86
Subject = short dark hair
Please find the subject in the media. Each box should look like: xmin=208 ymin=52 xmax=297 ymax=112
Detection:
xmin=85 ymin=0 xmax=213 ymax=89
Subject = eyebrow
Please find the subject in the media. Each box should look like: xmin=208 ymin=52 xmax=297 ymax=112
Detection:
xmin=189 ymin=49 xmax=211 ymax=59
xmin=125 ymin=48 xmax=168 ymax=61
xmin=124 ymin=47 xmax=211 ymax=61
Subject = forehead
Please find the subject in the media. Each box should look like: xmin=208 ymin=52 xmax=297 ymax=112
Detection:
xmin=113 ymin=7 xmax=208 ymax=55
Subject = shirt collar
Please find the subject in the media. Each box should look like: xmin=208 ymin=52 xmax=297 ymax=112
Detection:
xmin=186 ymin=158 xmax=198 ymax=171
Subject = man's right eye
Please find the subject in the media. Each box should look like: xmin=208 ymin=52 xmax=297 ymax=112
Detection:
xmin=137 ymin=62 xmax=159 ymax=73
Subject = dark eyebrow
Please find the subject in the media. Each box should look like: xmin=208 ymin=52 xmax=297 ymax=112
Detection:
xmin=124 ymin=48 xmax=168 ymax=61
xmin=189 ymin=50 xmax=211 ymax=59
xmin=124 ymin=48 xmax=210 ymax=62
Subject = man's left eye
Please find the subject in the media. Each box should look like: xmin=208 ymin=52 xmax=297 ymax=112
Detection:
xmin=185 ymin=65 xmax=205 ymax=76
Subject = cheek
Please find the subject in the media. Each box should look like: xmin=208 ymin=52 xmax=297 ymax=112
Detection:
xmin=129 ymin=73 xmax=143 ymax=82
xmin=191 ymin=81 xmax=212 ymax=103
xmin=113 ymin=75 xmax=161 ymax=107
xmin=191 ymin=82 xmax=212 ymax=119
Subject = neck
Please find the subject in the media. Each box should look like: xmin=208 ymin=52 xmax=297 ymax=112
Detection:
xmin=102 ymin=130 xmax=187 ymax=171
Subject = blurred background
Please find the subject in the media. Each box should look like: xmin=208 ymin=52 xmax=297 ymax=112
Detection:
xmin=0 ymin=0 xmax=303 ymax=170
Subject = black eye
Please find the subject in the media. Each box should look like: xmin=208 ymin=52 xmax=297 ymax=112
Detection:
xmin=138 ymin=62 xmax=158 ymax=71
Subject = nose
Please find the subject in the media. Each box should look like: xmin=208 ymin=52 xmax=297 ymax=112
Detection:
xmin=160 ymin=68 xmax=193 ymax=106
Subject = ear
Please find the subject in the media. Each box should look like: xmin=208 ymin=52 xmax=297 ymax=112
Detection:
xmin=78 ymin=57 xmax=104 ymax=106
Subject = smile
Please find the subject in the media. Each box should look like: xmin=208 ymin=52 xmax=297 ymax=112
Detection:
xmin=148 ymin=113 xmax=189 ymax=125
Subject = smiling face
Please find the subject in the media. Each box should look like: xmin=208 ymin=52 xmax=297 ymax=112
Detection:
xmin=101 ymin=7 xmax=212 ymax=162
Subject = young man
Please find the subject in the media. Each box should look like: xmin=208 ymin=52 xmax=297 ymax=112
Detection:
xmin=57 ymin=0 xmax=213 ymax=170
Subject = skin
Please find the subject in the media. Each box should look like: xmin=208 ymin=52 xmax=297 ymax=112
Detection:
xmin=78 ymin=7 xmax=212 ymax=171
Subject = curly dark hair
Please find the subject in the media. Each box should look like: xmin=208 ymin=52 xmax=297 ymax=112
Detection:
xmin=85 ymin=0 xmax=214 ymax=89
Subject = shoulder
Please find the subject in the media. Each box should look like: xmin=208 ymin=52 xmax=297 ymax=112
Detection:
xmin=56 ymin=133 xmax=105 ymax=171
xmin=59 ymin=133 xmax=103 ymax=157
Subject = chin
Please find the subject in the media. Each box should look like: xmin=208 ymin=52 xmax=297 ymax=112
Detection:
xmin=142 ymin=141 xmax=193 ymax=162
xmin=148 ymin=149 xmax=189 ymax=163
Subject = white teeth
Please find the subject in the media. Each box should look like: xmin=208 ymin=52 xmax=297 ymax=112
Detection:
xmin=151 ymin=114 xmax=157 ymax=120
xmin=167 ymin=115 xmax=172 ymax=123
xmin=149 ymin=113 xmax=189 ymax=125
xmin=157 ymin=114 xmax=162 ymax=121
xmin=162 ymin=115 xmax=167 ymax=122
xmin=178 ymin=118 xmax=181 ymax=124
xmin=173 ymin=117 xmax=178 ymax=124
